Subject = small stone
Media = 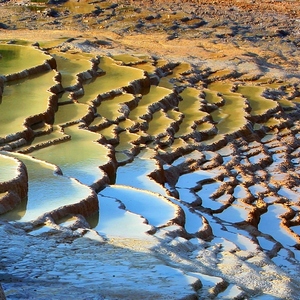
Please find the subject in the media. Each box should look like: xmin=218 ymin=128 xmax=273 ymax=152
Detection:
xmin=145 ymin=15 xmax=155 ymax=21
xmin=43 ymin=8 xmax=60 ymax=18
xmin=275 ymin=29 xmax=290 ymax=37
xmin=0 ymin=23 xmax=9 ymax=29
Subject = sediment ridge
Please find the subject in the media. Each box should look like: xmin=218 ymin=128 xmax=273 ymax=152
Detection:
xmin=0 ymin=154 xmax=28 ymax=214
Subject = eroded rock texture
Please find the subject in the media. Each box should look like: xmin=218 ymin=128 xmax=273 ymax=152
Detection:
xmin=0 ymin=33 xmax=300 ymax=299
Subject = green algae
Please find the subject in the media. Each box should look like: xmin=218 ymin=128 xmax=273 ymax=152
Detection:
xmin=164 ymin=138 xmax=187 ymax=153
xmin=175 ymin=121 xmax=195 ymax=137
xmin=158 ymin=62 xmax=191 ymax=89
xmin=59 ymin=1 xmax=97 ymax=14
xmin=54 ymin=102 xmax=90 ymax=126
xmin=196 ymin=122 xmax=215 ymax=133
xmin=134 ymin=62 xmax=156 ymax=74
xmin=37 ymin=38 xmax=70 ymax=49
xmin=293 ymin=97 xmax=300 ymax=103
xmin=178 ymin=87 xmax=204 ymax=115
xmin=99 ymin=125 xmax=118 ymax=140
xmin=147 ymin=110 xmax=174 ymax=137
xmin=207 ymin=69 xmax=233 ymax=80
xmin=0 ymin=154 xmax=19 ymax=182
xmin=26 ymin=126 xmax=67 ymax=146
xmin=57 ymin=92 xmax=72 ymax=104
xmin=238 ymin=85 xmax=278 ymax=116
xmin=31 ymin=125 xmax=110 ymax=185
xmin=277 ymin=99 xmax=296 ymax=109
xmin=208 ymin=82 xmax=248 ymax=135
xmin=128 ymin=85 xmax=172 ymax=121
xmin=156 ymin=59 xmax=169 ymax=68
xmin=51 ymin=52 xmax=93 ymax=88
xmin=204 ymin=88 xmax=223 ymax=105
xmin=167 ymin=109 xmax=182 ymax=121
xmin=0 ymin=40 xmax=31 ymax=46
xmin=175 ymin=87 xmax=208 ymax=137
xmin=0 ymin=44 xmax=50 ymax=75
xmin=202 ymin=133 xmax=226 ymax=146
xmin=209 ymin=82 xmax=233 ymax=94
xmin=78 ymin=56 xmax=145 ymax=104
xmin=262 ymin=117 xmax=281 ymax=128
xmin=158 ymin=77 xmax=175 ymax=89
xmin=88 ymin=115 xmax=105 ymax=128
xmin=112 ymin=54 xmax=144 ymax=65
xmin=115 ymin=130 xmax=140 ymax=152
xmin=118 ymin=118 xmax=136 ymax=130
xmin=171 ymin=62 xmax=191 ymax=78
xmin=0 ymin=71 xmax=55 ymax=137
xmin=97 ymin=93 xmax=135 ymax=121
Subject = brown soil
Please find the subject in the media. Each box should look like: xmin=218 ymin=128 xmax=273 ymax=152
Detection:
xmin=115 ymin=0 xmax=300 ymax=18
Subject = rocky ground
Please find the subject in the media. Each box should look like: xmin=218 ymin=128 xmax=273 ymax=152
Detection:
xmin=0 ymin=0 xmax=300 ymax=299
xmin=0 ymin=0 xmax=299 ymax=68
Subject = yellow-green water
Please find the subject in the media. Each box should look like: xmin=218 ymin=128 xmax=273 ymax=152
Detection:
xmin=97 ymin=93 xmax=135 ymax=121
xmin=147 ymin=110 xmax=174 ymax=137
xmin=51 ymin=52 xmax=93 ymax=88
xmin=209 ymin=82 xmax=248 ymax=135
xmin=0 ymin=71 xmax=55 ymax=137
xmin=32 ymin=125 xmax=110 ymax=185
xmin=78 ymin=56 xmax=145 ymax=104
xmin=54 ymin=102 xmax=89 ymax=126
xmin=0 ymin=154 xmax=19 ymax=182
xmin=175 ymin=87 xmax=208 ymax=137
xmin=238 ymin=85 xmax=278 ymax=116
xmin=0 ymin=152 xmax=92 ymax=222
xmin=128 ymin=85 xmax=172 ymax=121
xmin=0 ymin=44 xmax=51 ymax=75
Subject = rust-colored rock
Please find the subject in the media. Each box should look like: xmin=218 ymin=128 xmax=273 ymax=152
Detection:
xmin=0 ymin=156 xmax=28 ymax=214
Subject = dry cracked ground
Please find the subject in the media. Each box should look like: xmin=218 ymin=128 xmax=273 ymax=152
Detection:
xmin=0 ymin=0 xmax=300 ymax=299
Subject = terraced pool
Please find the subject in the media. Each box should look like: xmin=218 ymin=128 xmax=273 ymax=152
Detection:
xmin=1 ymin=40 xmax=300 ymax=299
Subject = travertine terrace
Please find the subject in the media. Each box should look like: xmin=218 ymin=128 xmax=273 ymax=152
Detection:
xmin=0 ymin=0 xmax=300 ymax=299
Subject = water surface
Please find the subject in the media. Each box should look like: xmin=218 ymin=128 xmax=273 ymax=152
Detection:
xmin=0 ymin=71 xmax=55 ymax=137
xmin=0 ymin=44 xmax=50 ymax=75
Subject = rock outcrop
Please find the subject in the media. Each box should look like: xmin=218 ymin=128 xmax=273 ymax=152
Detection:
xmin=0 ymin=154 xmax=28 ymax=214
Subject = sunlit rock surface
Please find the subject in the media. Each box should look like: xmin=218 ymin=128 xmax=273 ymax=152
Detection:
xmin=0 ymin=38 xmax=300 ymax=299
xmin=0 ymin=154 xmax=27 ymax=214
